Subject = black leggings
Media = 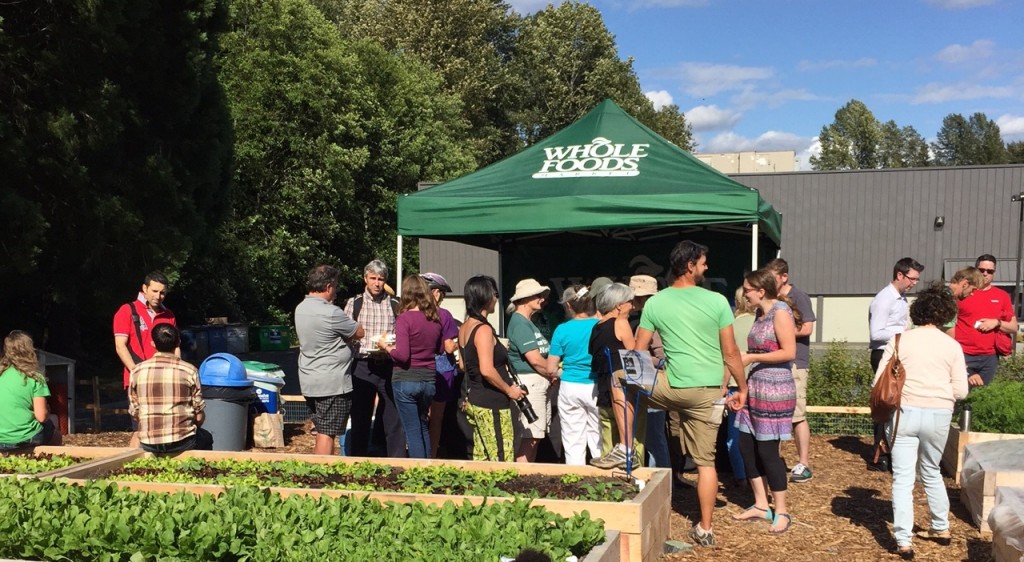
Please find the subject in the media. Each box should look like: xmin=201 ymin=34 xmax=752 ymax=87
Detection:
xmin=738 ymin=431 xmax=788 ymax=492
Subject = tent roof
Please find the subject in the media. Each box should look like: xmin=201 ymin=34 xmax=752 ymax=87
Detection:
xmin=398 ymin=99 xmax=781 ymax=248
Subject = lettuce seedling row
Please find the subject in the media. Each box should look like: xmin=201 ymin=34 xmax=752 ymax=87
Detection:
xmin=47 ymin=449 xmax=671 ymax=562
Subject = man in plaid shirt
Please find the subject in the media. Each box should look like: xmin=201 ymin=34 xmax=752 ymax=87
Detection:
xmin=344 ymin=259 xmax=405 ymax=457
xmin=129 ymin=324 xmax=208 ymax=453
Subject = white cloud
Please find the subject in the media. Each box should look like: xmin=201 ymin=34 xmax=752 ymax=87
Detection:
xmin=504 ymin=0 xmax=559 ymax=14
xmin=796 ymin=138 xmax=822 ymax=171
xmin=669 ymin=62 xmax=774 ymax=97
xmin=797 ymin=58 xmax=877 ymax=72
xmin=926 ymin=0 xmax=996 ymax=8
xmin=935 ymin=39 xmax=995 ymax=64
xmin=686 ymin=105 xmax=742 ymax=132
xmin=997 ymin=114 xmax=1024 ymax=139
xmin=911 ymin=81 xmax=1015 ymax=103
xmin=731 ymin=87 xmax=819 ymax=110
xmin=703 ymin=130 xmax=809 ymax=153
xmin=645 ymin=90 xmax=674 ymax=110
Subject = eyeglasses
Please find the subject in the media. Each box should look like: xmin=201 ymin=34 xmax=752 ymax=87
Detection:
xmin=902 ymin=274 xmax=920 ymax=281
xmin=743 ymin=287 xmax=758 ymax=293
xmin=978 ymin=268 xmax=996 ymax=275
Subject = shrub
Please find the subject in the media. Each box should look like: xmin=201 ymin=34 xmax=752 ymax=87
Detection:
xmin=962 ymin=381 xmax=1024 ymax=434
xmin=807 ymin=341 xmax=873 ymax=407
xmin=996 ymin=354 xmax=1024 ymax=383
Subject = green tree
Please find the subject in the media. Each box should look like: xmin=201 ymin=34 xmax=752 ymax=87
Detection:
xmin=878 ymin=120 xmax=930 ymax=168
xmin=810 ymin=99 xmax=882 ymax=170
xmin=507 ymin=2 xmax=688 ymax=148
xmin=315 ymin=0 xmax=519 ymax=166
xmin=216 ymin=0 xmax=474 ymax=320
xmin=0 ymin=1 xmax=232 ymax=361
xmin=933 ymin=112 xmax=1009 ymax=166
xmin=649 ymin=104 xmax=696 ymax=152
xmin=1008 ymin=141 xmax=1024 ymax=164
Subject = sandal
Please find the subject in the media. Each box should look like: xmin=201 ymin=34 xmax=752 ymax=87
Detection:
xmin=768 ymin=513 xmax=792 ymax=535
xmin=894 ymin=546 xmax=914 ymax=560
xmin=915 ymin=529 xmax=951 ymax=546
xmin=731 ymin=505 xmax=773 ymax=522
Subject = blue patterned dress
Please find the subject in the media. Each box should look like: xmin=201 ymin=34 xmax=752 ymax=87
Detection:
xmin=734 ymin=301 xmax=796 ymax=441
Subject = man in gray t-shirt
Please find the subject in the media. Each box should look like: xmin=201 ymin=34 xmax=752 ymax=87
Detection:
xmin=294 ymin=265 xmax=363 ymax=455
xmin=766 ymin=259 xmax=817 ymax=483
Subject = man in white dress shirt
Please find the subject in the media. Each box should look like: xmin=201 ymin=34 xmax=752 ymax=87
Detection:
xmin=867 ymin=256 xmax=923 ymax=471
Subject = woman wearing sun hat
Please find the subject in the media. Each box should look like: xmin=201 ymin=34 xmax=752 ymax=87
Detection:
xmin=506 ymin=278 xmax=557 ymax=463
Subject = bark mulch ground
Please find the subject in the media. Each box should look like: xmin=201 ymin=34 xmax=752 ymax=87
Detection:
xmin=66 ymin=428 xmax=994 ymax=561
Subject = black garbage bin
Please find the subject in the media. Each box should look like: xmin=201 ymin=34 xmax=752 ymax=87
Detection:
xmin=199 ymin=353 xmax=256 ymax=451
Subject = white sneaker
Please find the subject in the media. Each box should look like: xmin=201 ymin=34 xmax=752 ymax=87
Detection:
xmin=790 ymin=463 xmax=807 ymax=476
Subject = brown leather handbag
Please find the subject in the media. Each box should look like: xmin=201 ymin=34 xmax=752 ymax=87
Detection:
xmin=870 ymin=333 xmax=906 ymax=463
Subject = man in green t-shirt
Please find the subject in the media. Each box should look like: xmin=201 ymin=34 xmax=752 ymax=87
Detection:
xmin=633 ymin=240 xmax=747 ymax=548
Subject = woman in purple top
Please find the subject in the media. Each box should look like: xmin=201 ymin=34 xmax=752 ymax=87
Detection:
xmin=378 ymin=275 xmax=443 ymax=458
xmin=420 ymin=273 xmax=460 ymax=457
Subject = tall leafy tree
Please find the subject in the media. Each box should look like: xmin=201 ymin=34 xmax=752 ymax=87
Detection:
xmin=878 ymin=121 xmax=930 ymax=168
xmin=810 ymin=99 xmax=882 ymax=170
xmin=507 ymin=2 xmax=690 ymax=148
xmin=216 ymin=0 xmax=474 ymax=320
xmin=0 ymin=1 xmax=232 ymax=362
xmin=1008 ymin=141 xmax=1024 ymax=164
xmin=315 ymin=0 xmax=519 ymax=166
xmin=933 ymin=112 xmax=1009 ymax=166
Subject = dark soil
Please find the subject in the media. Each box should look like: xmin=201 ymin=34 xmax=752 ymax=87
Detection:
xmin=111 ymin=463 xmax=637 ymax=501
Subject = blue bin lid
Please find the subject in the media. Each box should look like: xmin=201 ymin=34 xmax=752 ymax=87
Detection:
xmin=199 ymin=353 xmax=254 ymax=387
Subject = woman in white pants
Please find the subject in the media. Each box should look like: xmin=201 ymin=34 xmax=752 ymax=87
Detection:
xmin=873 ymin=282 xmax=968 ymax=560
xmin=546 ymin=285 xmax=601 ymax=465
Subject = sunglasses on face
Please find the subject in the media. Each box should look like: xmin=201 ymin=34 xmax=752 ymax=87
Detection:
xmin=978 ymin=268 xmax=996 ymax=275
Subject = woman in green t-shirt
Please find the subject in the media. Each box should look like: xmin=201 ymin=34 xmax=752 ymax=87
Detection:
xmin=0 ymin=331 xmax=53 ymax=449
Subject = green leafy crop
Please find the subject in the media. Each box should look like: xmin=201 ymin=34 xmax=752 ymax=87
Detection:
xmin=0 ymin=454 xmax=80 ymax=475
xmin=0 ymin=478 xmax=607 ymax=561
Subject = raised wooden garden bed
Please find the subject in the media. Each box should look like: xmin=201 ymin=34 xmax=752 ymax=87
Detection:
xmin=941 ymin=424 xmax=1024 ymax=485
xmin=960 ymin=440 xmax=1024 ymax=533
xmin=49 ymin=451 xmax=669 ymax=562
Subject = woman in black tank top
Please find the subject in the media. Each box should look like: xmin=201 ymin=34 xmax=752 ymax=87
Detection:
xmin=588 ymin=283 xmax=638 ymax=469
xmin=457 ymin=276 xmax=526 ymax=462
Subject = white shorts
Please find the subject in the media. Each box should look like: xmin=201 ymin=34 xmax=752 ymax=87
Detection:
xmin=511 ymin=373 xmax=553 ymax=438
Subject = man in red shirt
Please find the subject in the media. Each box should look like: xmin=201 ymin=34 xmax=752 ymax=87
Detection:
xmin=113 ymin=271 xmax=178 ymax=446
xmin=955 ymin=254 xmax=1018 ymax=387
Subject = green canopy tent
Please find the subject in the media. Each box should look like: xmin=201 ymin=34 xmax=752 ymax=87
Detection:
xmin=395 ymin=99 xmax=782 ymax=291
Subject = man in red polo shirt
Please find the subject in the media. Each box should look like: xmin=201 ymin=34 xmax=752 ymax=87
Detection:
xmin=955 ymin=254 xmax=1018 ymax=387
xmin=113 ymin=271 xmax=178 ymax=447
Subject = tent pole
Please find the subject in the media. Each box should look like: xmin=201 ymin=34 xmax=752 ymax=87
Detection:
xmin=396 ymin=235 xmax=403 ymax=297
xmin=750 ymin=224 xmax=759 ymax=272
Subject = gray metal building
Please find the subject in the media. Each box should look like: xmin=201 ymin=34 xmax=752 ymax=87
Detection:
xmin=418 ymin=164 xmax=1024 ymax=342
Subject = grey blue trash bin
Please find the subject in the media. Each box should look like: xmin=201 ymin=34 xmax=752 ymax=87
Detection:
xmin=199 ymin=353 xmax=256 ymax=451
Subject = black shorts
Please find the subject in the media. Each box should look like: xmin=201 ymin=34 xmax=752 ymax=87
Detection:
xmin=964 ymin=354 xmax=999 ymax=386
xmin=305 ymin=393 xmax=353 ymax=437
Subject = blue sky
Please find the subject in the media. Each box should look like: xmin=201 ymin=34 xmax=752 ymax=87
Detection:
xmin=507 ymin=0 xmax=1024 ymax=169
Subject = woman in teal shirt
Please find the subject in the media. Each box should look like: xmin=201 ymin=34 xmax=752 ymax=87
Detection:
xmin=0 ymin=331 xmax=53 ymax=449
xmin=545 ymin=284 xmax=600 ymax=465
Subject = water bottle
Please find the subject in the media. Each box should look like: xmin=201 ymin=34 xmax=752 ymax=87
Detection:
xmin=960 ymin=403 xmax=972 ymax=433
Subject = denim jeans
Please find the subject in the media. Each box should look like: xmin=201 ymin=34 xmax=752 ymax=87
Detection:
xmin=890 ymin=406 xmax=953 ymax=547
xmin=644 ymin=409 xmax=672 ymax=468
xmin=393 ymin=379 xmax=436 ymax=458
xmin=726 ymin=388 xmax=746 ymax=479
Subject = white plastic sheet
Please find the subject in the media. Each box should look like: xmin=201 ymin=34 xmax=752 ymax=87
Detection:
xmin=990 ymin=486 xmax=1024 ymax=559
xmin=960 ymin=439 xmax=1024 ymax=495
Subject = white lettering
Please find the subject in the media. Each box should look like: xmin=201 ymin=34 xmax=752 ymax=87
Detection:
xmin=533 ymin=137 xmax=650 ymax=179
